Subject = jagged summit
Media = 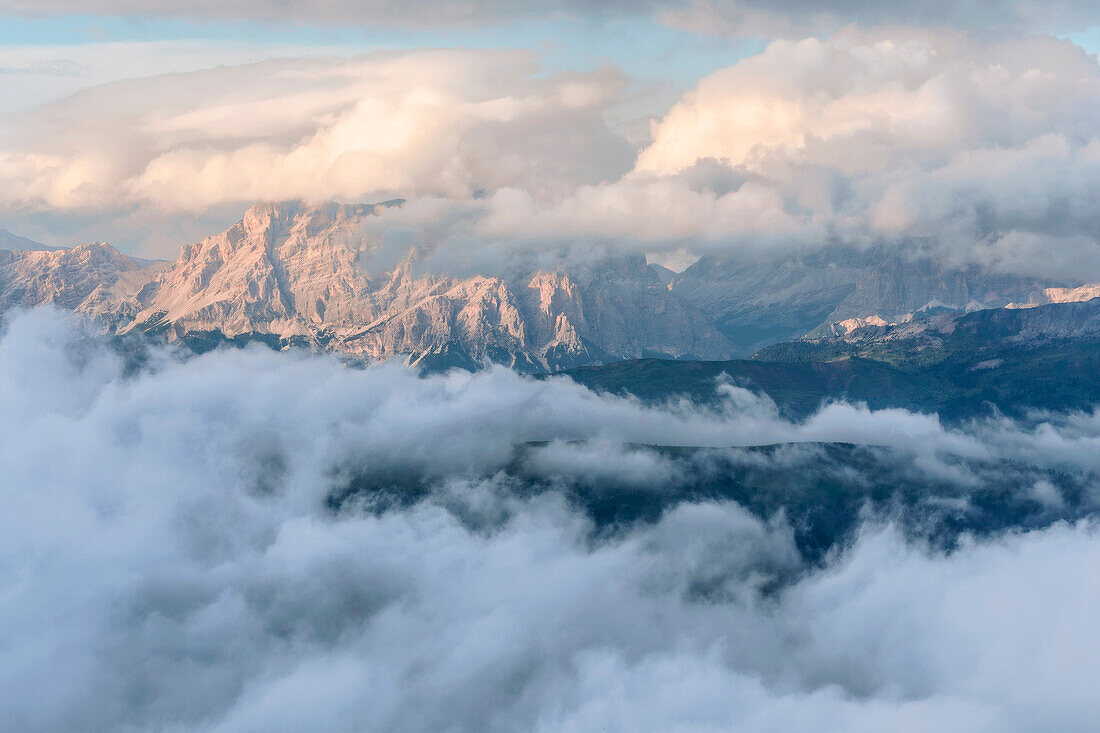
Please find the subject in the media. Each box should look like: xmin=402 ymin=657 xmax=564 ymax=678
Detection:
xmin=0 ymin=200 xmax=728 ymax=370
xmin=238 ymin=199 xmax=405 ymax=233
xmin=0 ymin=241 xmax=163 ymax=325
xmin=5 ymin=203 xmax=1094 ymax=370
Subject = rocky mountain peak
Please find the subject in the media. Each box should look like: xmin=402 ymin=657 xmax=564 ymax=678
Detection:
xmin=127 ymin=201 xmax=732 ymax=368
xmin=671 ymin=246 xmax=1069 ymax=356
xmin=240 ymin=199 xmax=405 ymax=238
xmin=0 ymin=239 xmax=158 ymax=322
xmin=0 ymin=202 xmax=730 ymax=370
xmin=10 ymin=208 xmax=1093 ymax=371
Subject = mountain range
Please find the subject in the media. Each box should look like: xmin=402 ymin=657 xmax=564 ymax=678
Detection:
xmin=564 ymin=297 xmax=1100 ymax=420
xmin=1 ymin=200 xmax=1098 ymax=373
xmin=667 ymin=248 xmax=1061 ymax=355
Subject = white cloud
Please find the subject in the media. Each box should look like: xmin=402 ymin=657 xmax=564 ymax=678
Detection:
xmin=2 ymin=28 xmax=1098 ymax=279
xmin=0 ymin=49 xmax=632 ymax=212
xmin=637 ymin=30 xmax=1099 ymax=176
xmin=523 ymin=28 xmax=1100 ymax=277
xmin=350 ymin=29 xmax=1100 ymax=280
xmin=477 ymin=175 xmax=816 ymax=246
xmin=1 ymin=308 xmax=1100 ymax=730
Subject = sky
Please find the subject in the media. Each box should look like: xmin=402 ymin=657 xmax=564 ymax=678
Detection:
xmin=0 ymin=1 xmax=1099 ymax=278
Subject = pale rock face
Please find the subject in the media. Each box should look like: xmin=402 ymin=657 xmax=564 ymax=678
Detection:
xmin=102 ymin=200 xmax=734 ymax=370
xmin=0 ymin=242 xmax=164 ymax=328
xmin=129 ymin=201 xmax=397 ymax=337
xmin=1006 ymin=283 xmax=1100 ymax=309
xmin=3 ymin=206 xmax=1087 ymax=367
xmin=827 ymin=298 xmax=1100 ymax=348
xmin=825 ymin=315 xmax=892 ymax=337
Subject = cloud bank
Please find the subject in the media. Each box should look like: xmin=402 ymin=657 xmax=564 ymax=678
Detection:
xmin=2 ymin=29 xmax=1098 ymax=279
xmin=486 ymin=28 xmax=1100 ymax=278
xmin=0 ymin=49 xmax=631 ymax=213
xmin=2 ymin=308 xmax=1100 ymax=731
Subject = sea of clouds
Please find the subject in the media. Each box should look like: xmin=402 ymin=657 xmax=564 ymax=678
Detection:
xmin=2 ymin=307 xmax=1099 ymax=731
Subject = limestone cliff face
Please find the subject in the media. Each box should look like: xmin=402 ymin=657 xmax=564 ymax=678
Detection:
xmin=4 ymin=205 xmax=1098 ymax=367
xmin=127 ymin=202 xmax=398 ymax=339
xmin=670 ymin=248 xmax=1063 ymax=356
xmin=0 ymin=201 xmax=731 ymax=370
xmin=821 ymin=297 xmax=1100 ymax=350
xmin=0 ymin=242 xmax=165 ymax=329
xmin=1006 ymin=283 xmax=1100 ymax=309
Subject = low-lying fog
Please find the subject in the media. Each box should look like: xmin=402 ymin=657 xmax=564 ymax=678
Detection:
xmin=2 ymin=308 xmax=1098 ymax=732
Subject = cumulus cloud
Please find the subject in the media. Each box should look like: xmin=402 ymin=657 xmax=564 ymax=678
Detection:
xmin=2 ymin=307 xmax=1100 ymax=730
xmin=3 ymin=28 xmax=1098 ymax=279
xmin=476 ymin=28 xmax=1100 ymax=278
xmin=318 ymin=29 xmax=1100 ymax=280
xmin=636 ymin=30 xmax=1099 ymax=176
xmin=0 ymin=49 xmax=632 ymax=212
